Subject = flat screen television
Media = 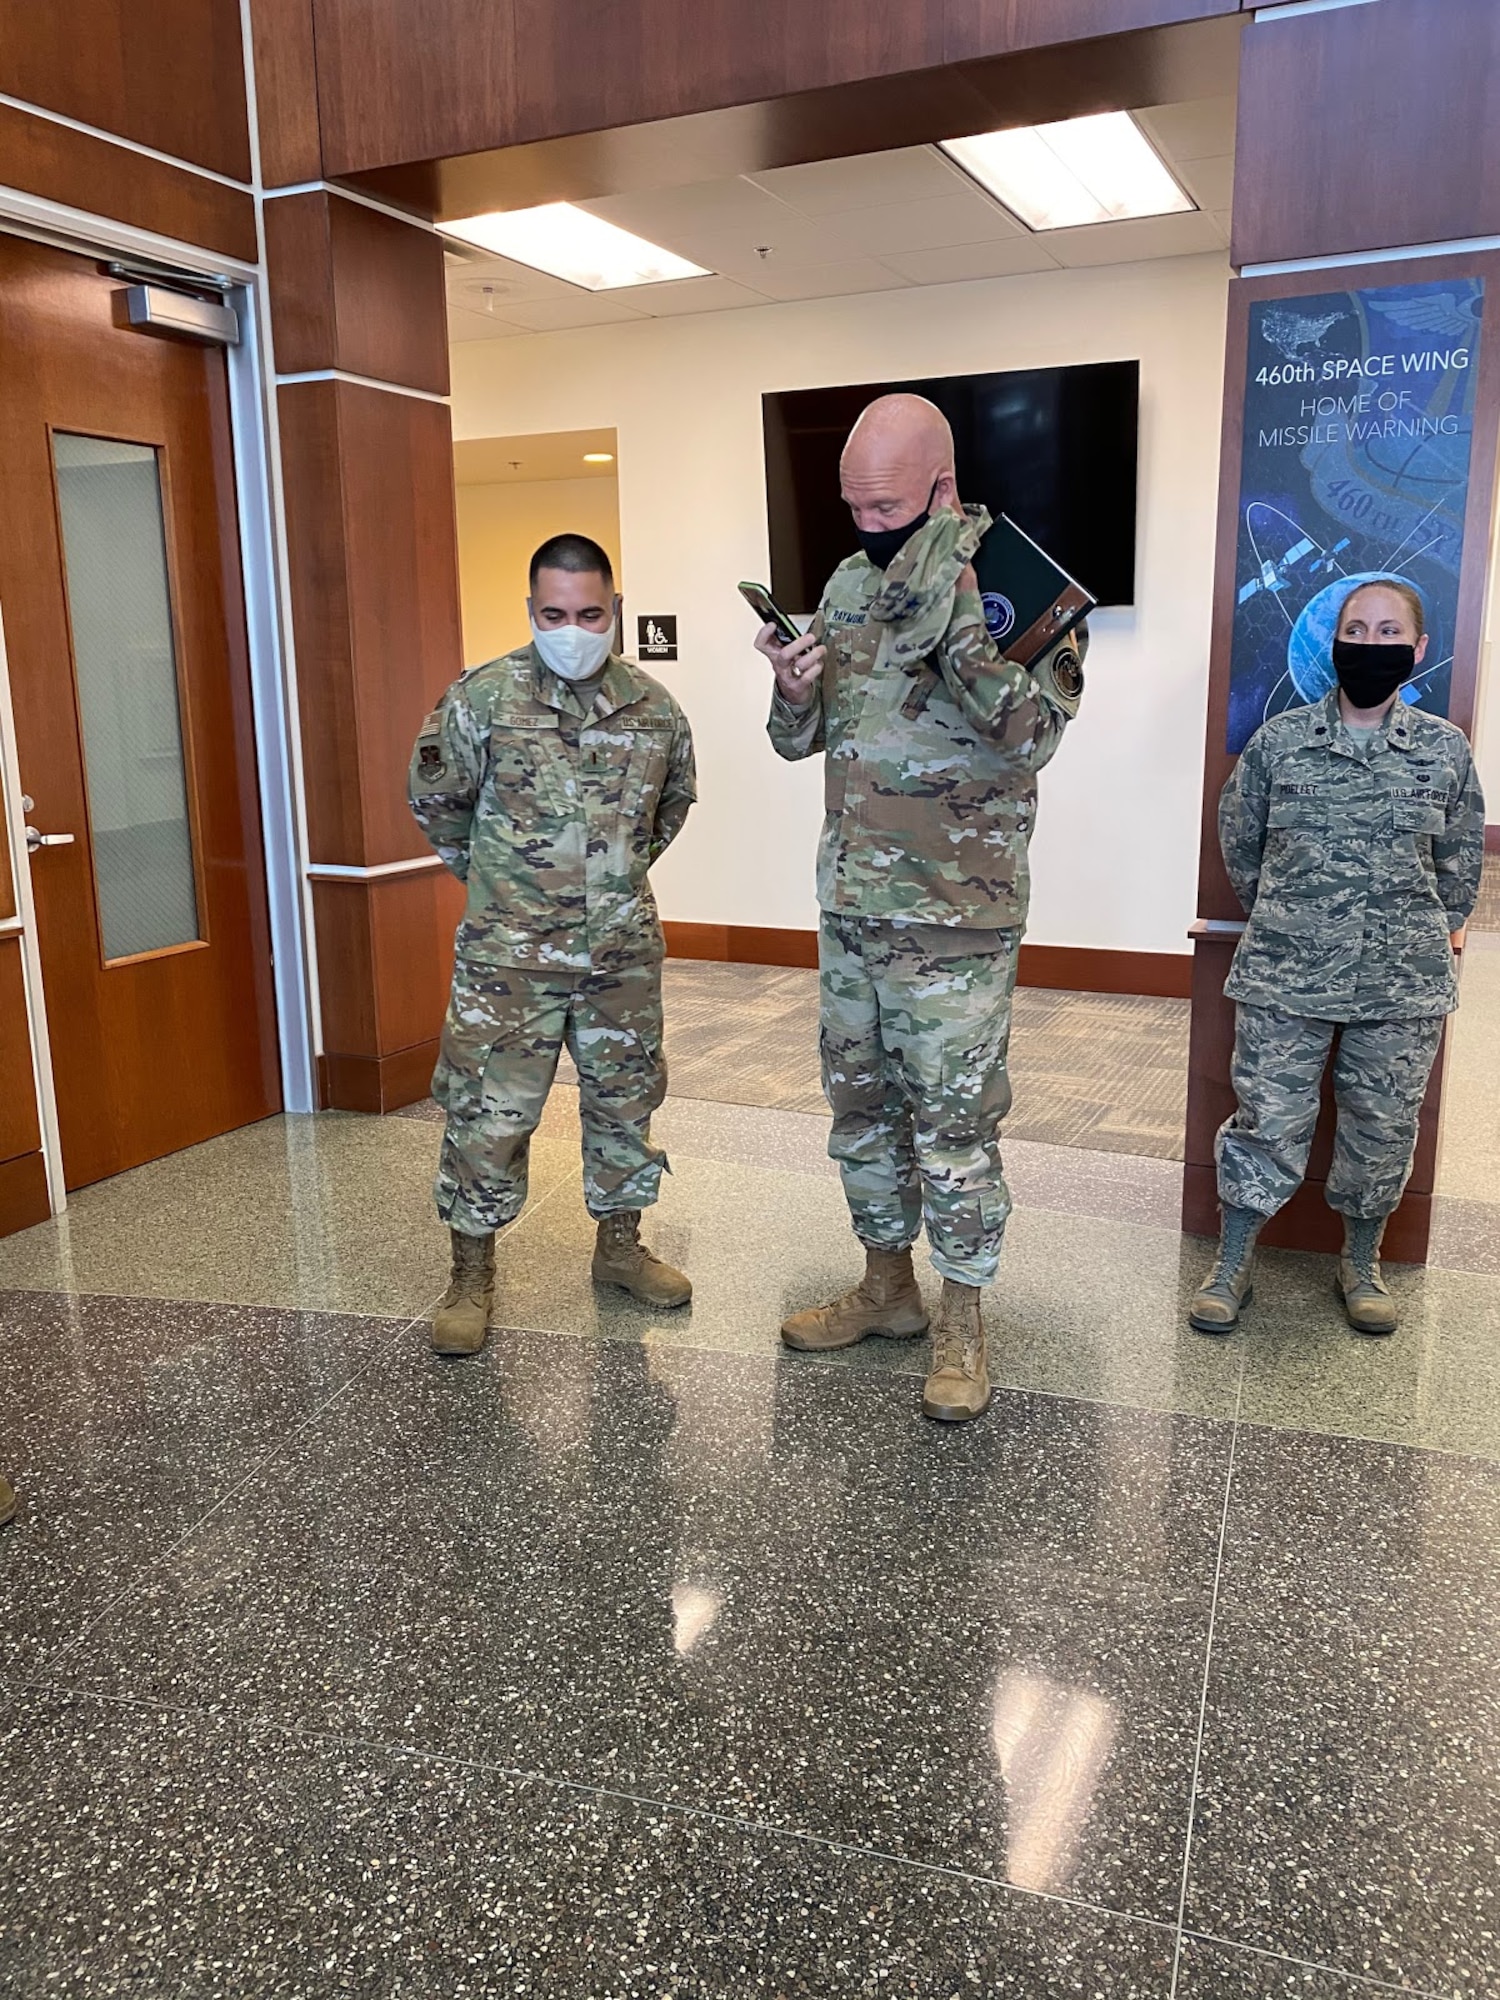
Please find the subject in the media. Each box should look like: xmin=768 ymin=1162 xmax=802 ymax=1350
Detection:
xmin=762 ymin=360 xmax=1139 ymax=615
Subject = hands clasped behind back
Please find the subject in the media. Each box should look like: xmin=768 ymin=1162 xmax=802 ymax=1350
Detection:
xmin=755 ymin=621 xmax=825 ymax=706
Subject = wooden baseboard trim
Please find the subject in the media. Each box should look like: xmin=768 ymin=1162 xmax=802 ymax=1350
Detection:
xmin=320 ymin=1040 xmax=439 ymax=1114
xmin=0 ymin=1152 xmax=50 ymax=1239
xmin=663 ymin=921 xmax=819 ymax=969
xmin=664 ymin=922 xmax=1191 ymax=996
xmin=1180 ymin=1163 xmax=1431 ymax=1264
xmin=1018 ymin=943 xmax=1192 ymax=999
xmin=1485 ymin=823 xmax=1500 ymax=855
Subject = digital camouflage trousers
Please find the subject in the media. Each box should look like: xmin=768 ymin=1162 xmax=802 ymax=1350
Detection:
xmin=1216 ymin=1003 xmax=1445 ymax=1221
xmin=819 ymin=914 xmax=1019 ymax=1287
xmin=432 ymin=957 xmax=668 ymax=1236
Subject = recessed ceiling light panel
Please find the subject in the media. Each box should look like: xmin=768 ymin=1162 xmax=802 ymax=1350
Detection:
xmin=436 ymin=203 xmax=709 ymax=291
xmin=941 ymin=113 xmax=1194 ymax=232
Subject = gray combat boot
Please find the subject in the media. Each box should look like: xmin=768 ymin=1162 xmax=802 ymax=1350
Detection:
xmin=431 ymin=1229 xmax=496 ymax=1355
xmin=1338 ymin=1215 xmax=1398 ymax=1336
xmin=1189 ymin=1207 xmax=1262 ymax=1333
xmin=592 ymin=1211 xmax=692 ymax=1308
xmin=922 ymin=1279 xmax=991 ymax=1423
xmin=0 ymin=1473 xmax=15 ymax=1527
xmin=781 ymin=1246 xmax=928 ymax=1352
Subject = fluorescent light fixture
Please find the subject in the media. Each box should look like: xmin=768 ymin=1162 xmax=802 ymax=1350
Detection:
xmin=941 ymin=113 xmax=1193 ymax=232
xmin=582 ymin=452 xmax=615 ymax=463
xmin=437 ymin=203 xmax=708 ymax=290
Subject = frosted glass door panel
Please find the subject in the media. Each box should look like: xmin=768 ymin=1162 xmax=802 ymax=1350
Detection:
xmin=53 ymin=433 xmax=201 ymax=959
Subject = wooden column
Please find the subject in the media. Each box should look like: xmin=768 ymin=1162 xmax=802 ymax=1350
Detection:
xmin=1184 ymin=0 xmax=1500 ymax=1259
xmin=263 ymin=187 xmax=467 ymax=1111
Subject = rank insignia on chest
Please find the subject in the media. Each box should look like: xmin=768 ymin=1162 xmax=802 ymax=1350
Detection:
xmin=418 ymin=744 xmax=446 ymax=781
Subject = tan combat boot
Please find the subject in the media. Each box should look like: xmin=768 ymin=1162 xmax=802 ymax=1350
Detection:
xmin=781 ymin=1246 xmax=929 ymax=1352
xmin=0 ymin=1473 xmax=15 ymax=1527
xmin=922 ymin=1279 xmax=991 ymax=1422
xmin=431 ymin=1228 xmax=496 ymax=1355
xmin=1338 ymin=1215 xmax=1398 ymax=1336
xmin=592 ymin=1211 xmax=692 ymax=1309
xmin=1188 ymin=1207 xmax=1262 ymax=1334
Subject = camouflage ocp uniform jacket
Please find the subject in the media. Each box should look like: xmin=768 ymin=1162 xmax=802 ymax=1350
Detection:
xmin=767 ymin=505 xmax=1085 ymax=931
xmin=1220 ymin=691 xmax=1484 ymax=1020
xmin=408 ymin=646 xmax=696 ymax=974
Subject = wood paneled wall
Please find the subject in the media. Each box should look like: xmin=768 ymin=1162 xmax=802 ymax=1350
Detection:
xmin=267 ymin=190 xmax=466 ymax=1111
xmin=247 ymin=0 xmax=322 ymax=186
xmin=265 ymin=192 xmax=450 ymax=393
xmin=312 ymin=0 xmax=1239 ymax=178
xmin=0 ymin=100 xmax=255 ymax=261
xmin=0 ymin=0 xmax=250 ymax=179
xmin=1232 ymin=0 xmax=1500 ymax=269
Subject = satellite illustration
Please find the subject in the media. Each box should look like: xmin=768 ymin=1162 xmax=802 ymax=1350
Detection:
xmin=1226 ymin=277 xmax=1484 ymax=753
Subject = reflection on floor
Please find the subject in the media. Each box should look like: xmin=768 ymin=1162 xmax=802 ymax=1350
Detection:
xmin=2 ymin=1006 xmax=1499 ymax=1989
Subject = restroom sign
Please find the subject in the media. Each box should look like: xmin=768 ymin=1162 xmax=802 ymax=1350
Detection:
xmin=637 ymin=614 xmax=678 ymax=662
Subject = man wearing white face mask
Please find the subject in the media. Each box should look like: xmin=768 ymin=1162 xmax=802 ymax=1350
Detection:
xmin=409 ymin=534 xmax=697 ymax=1354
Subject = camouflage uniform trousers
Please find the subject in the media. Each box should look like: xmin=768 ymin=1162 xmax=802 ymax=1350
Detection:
xmin=433 ymin=956 xmax=668 ymax=1236
xmin=819 ymin=914 xmax=1018 ymax=1287
xmin=1216 ymin=1003 xmax=1445 ymax=1221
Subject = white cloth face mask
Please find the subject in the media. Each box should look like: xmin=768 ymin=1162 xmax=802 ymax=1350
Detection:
xmin=530 ymin=617 xmax=613 ymax=682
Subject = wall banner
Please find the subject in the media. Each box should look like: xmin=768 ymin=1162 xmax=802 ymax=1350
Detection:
xmin=1227 ymin=276 xmax=1484 ymax=754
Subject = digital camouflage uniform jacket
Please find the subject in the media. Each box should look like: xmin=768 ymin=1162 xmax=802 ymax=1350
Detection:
xmin=767 ymin=505 xmax=1085 ymax=930
xmin=408 ymin=645 xmax=696 ymax=974
xmin=1220 ymin=690 xmax=1484 ymax=1021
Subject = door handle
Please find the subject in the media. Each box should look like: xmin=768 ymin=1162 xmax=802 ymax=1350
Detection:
xmin=25 ymin=827 xmax=75 ymax=852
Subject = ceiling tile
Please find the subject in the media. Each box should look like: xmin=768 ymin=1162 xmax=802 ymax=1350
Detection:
xmin=828 ymin=191 xmax=1023 ymax=257
xmin=1134 ymin=98 xmax=1239 ymax=166
xmin=879 ymin=237 xmax=1060 ymax=285
xmin=607 ymin=274 xmax=772 ymax=315
xmin=1044 ymin=209 xmax=1229 ymax=267
xmin=447 ymin=304 xmax=530 ymax=342
xmin=445 ymin=253 xmax=580 ymax=306
xmin=499 ymin=294 xmax=652 ymax=331
xmin=1177 ymin=155 xmax=1235 ymax=212
xmin=742 ymin=258 xmax=912 ymax=302
xmin=584 ymin=192 xmax=827 ymax=276
xmin=749 ymin=146 xmax=966 ymax=215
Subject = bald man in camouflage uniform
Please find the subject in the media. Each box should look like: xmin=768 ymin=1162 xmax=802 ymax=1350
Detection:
xmin=410 ymin=535 xmax=697 ymax=1355
xmin=757 ymin=394 xmax=1085 ymax=1423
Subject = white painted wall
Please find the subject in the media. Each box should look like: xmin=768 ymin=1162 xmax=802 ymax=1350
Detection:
xmin=451 ymin=253 xmax=1231 ymax=953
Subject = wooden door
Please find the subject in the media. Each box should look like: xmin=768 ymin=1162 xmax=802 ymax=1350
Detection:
xmin=0 ymin=235 xmax=279 ymax=1190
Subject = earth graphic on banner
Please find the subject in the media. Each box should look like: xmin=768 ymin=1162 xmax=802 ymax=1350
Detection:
xmin=1286 ymin=571 xmax=1426 ymax=705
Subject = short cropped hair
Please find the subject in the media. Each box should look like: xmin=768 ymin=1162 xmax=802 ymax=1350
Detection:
xmin=1336 ymin=576 xmax=1426 ymax=640
xmin=529 ymin=533 xmax=615 ymax=594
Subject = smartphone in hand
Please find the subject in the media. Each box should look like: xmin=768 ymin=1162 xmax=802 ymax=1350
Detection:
xmin=738 ymin=581 xmax=802 ymax=648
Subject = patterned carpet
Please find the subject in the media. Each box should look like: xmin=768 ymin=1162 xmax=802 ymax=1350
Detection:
xmin=1471 ymin=853 xmax=1500 ymax=934
xmin=652 ymin=960 xmax=1191 ymax=1162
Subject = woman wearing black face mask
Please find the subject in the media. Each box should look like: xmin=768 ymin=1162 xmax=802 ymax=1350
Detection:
xmin=1191 ymin=577 xmax=1485 ymax=1340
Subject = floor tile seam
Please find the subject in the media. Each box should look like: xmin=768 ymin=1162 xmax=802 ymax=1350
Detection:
xmin=12 ymin=1299 xmax=441 ymax=1701
xmin=1179 ymin=1926 xmax=1459 ymax=2000
xmin=22 ymin=1682 xmax=1183 ymax=1940
xmin=1167 ymin=1358 xmax=1244 ymax=2000
xmin=1224 ymin=1402 xmax=1500 ymax=1469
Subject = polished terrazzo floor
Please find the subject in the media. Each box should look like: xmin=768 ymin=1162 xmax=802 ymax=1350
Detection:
xmin=2 ymin=951 xmax=1498 ymax=1995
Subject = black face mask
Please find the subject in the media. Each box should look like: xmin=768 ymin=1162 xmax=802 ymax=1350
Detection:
xmin=1331 ymin=638 xmax=1416 ymax=710
xmin=856 ymin=480 xmax=940 ymax=569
